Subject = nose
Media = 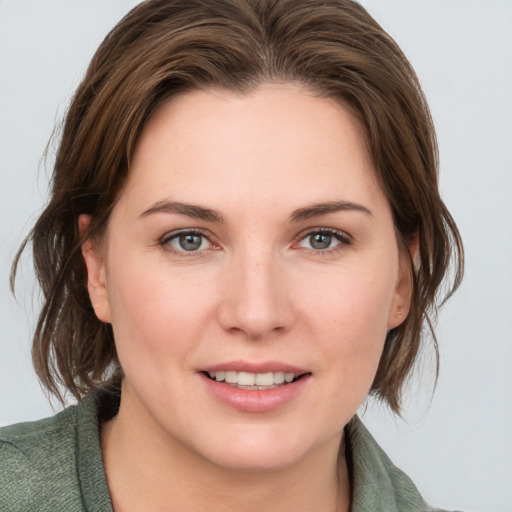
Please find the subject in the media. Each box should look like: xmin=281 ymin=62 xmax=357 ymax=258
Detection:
xmin=217 ymin=249 xmax=295 ymax=340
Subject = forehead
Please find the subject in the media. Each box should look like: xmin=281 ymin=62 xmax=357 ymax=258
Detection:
xmin=119 ymin=83 xmax=386 ymax=219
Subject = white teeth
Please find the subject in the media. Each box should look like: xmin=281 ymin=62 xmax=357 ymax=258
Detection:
xmin=207 ymin=370 xmax=299 ymax=387
xmin=225 ymin=371 xmax=237 ymax=383
xmin=274 ymin=371 xmax=285 ymax=384
xmin=237 ymin=372 xmax=255 ymax=386
xmin=255 ymin=372 xmax=274 ymax=386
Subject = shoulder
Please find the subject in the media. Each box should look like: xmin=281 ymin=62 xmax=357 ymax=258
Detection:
xmin=0 ymin=399 xmax=97 ymax=511
xmin=346 ymin=416 xmax=463 ymax=512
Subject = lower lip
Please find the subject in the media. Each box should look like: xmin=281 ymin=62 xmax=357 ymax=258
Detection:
xmin=199 ymin=373 xmax=311 ymax=413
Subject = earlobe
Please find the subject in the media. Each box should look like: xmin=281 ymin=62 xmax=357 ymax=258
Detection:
xmin=388 ymin=302 xmax=407 ymax=329
xmin=79 ymin=214 xmax=112 ymax=323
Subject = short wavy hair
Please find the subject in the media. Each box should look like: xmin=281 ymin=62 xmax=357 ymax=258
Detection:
xmin=12 ymin=0 xmax=463 ymax=413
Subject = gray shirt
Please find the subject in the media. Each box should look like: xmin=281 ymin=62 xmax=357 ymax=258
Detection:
xmin=0 ymin=392 xmax=458 ymax=511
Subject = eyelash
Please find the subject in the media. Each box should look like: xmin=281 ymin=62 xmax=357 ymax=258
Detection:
xmin=158 ymin=227 xmax=352 ymax=256
xmin=294 ymin=227 xmax=352 ymax=255
xmin=159 ymin=229 xmax=217 ymax=257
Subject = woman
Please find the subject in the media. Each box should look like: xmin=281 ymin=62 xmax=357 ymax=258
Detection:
xmin=1 ymin=0 xmax=464 ymax=510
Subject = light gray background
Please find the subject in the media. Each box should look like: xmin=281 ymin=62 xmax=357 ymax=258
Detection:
xmin=1 ymin=1 xmax=511 ymax=511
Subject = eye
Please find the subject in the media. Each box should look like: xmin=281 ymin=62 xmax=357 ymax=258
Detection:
xmin=305 ymin=232 xmax=336 ymax=250
xmin=296 ymin=229 xmax=351 ymax=252
xmin=160 ymin=229 xmax=214 ymax=254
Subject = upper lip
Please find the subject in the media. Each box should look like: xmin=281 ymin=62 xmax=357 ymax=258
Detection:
xmin=200 ymin=360 xmax=309 ymax=375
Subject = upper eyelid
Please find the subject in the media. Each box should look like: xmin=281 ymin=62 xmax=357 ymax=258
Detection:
xmin=160 ymin=227 xmax=211 ymax=242
xmin=295 ymin=227 xmax=352 ymax=242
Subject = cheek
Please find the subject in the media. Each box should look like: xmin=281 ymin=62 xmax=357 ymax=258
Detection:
xmin=104 ymin=258 xmax=216 ymax=371
xmin=301 ymin=262 xmax=397 ymax=386
xmin=307 ymin=262 xmax=396 ymax=341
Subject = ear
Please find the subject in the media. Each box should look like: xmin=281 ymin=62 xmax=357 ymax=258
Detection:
xmin=387 ymin=232 xmax=419 ymax=329
xmin=79 ymin=214 xmax=112 ymax=323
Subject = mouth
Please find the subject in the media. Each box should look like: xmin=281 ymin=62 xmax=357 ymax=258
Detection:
xmin=199 ymin=363 xmax=312 ymax=412
xmin=201 ymin=370 xmax=309 ymax=390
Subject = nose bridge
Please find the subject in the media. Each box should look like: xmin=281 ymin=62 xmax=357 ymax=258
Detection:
xmin=219 ymin=243 xmax=293 ymax=339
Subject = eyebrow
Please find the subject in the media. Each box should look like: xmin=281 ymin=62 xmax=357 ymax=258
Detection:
xmin=139 ymin=200 xmax=225 ymax=223
xmin=289 ymin=201 xmax=373 ymax=222
xmin=139 ymin=199 xmax=372 ymax=223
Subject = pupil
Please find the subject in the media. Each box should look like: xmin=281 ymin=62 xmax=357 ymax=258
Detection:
xmin=311 ymin=233 xmax=331 ymax=250
xmin=179 ymin=234 xmax=202 ymax=251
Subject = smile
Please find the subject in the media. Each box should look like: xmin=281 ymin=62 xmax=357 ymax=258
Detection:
xmin=199 ymin=361 xmax=311 ymax=412
xmin=204 ymin=371 xmax=303 ymax=390
xmin=199 ymin=365 xmax=312 ymax=413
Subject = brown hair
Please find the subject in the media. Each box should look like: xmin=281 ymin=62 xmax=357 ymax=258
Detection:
xmin=12 ymin=0 xmax=463 ymax=413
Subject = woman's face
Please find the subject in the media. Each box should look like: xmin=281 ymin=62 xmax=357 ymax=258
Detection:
xmin=84 ymin=83 xmax=411 ymax=471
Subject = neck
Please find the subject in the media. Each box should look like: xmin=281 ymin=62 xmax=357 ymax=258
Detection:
xmin=101 ymin=391 xmax=351 ymax=512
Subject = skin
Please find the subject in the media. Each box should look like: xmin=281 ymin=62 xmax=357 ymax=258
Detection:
xmin=81 ymin=83 xmax=413 ymax=512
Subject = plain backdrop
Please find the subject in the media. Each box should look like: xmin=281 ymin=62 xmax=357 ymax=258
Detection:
xmin=1 ymin=1 xmax=511 ymax=511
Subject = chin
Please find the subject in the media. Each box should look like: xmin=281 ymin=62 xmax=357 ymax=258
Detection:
xmin=190 ymin=425 xmax=327 ymax=473
xmin=206 ymin=446 xmax=304 ymax=473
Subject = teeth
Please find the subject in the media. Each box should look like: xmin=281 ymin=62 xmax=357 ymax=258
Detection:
xmin=225 ymin=371 xmax=237 ymax=384
xmin=274 ymin=371 xmax=285 ymax=384
xmin=237 ymin=372 xmax=255 ymax=386
xmin=255 ymin=372 xmax=273 ymax=386
xmin=207 ymin=371 xmax=298 ymax=387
